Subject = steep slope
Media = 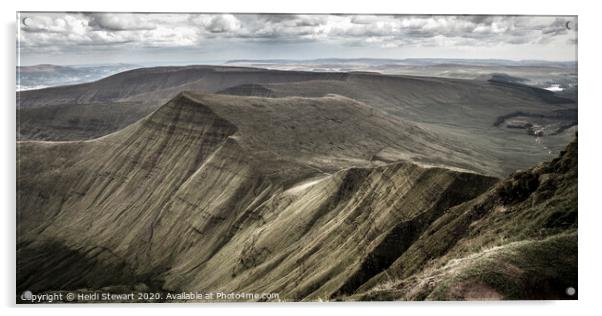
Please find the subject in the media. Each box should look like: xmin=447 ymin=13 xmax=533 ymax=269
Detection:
xmin=352 ymin=137 xmax=577 ymax=300
xmin=159 ymin=163 xmax=497 ymax=300
xmin=17 ymin=92 xmax=501 ymax=300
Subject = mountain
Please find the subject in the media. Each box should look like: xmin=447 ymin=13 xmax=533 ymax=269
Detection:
xmin=16 ymin=90 xmax=577 ymax=301
xmin=17 ymin=66 xmax=576 ymax=177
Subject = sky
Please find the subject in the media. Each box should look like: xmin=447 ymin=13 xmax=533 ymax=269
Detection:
xmin=17 ymin=13 xmax=578 ymax=66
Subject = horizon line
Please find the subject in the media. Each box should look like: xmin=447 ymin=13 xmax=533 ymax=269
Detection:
xmin=18 ymin=57 xmax=578 ymax=67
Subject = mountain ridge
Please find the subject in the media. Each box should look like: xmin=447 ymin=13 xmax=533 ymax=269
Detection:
xmin=17 ymin=89 xmax=577 ymax=301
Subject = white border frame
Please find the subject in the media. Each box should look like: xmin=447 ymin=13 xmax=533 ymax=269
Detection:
xmin=3 ymin=1 xmax=599 ymax=315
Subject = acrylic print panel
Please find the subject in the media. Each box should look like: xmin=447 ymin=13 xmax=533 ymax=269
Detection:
xmin=16 ymin=12 xmax=578 ymax=303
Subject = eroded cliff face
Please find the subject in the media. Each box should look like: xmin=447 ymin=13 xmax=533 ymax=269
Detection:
xmin=353 ymin=137 xmax=577 ymax=301
xmin=16 ymin=92 xmax=576 ymax=301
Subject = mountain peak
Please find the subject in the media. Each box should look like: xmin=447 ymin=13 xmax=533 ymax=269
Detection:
xmin=139 ymin=91 xmax=238 ymax=138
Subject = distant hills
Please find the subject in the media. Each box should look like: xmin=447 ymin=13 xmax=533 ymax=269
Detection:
xmin=16 ymin=59 xmax=577 ymax=94
xmin=17 ymin=63 xmax=139 ymax=91
xmin=226 ymin=58 xmax=577 ymax=68
xmin=225 ymin=58 xmax=577 ymax=97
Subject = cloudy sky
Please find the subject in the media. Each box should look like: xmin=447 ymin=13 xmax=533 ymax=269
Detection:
xmin=17 ymin=13 xmax=577 ymax=66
